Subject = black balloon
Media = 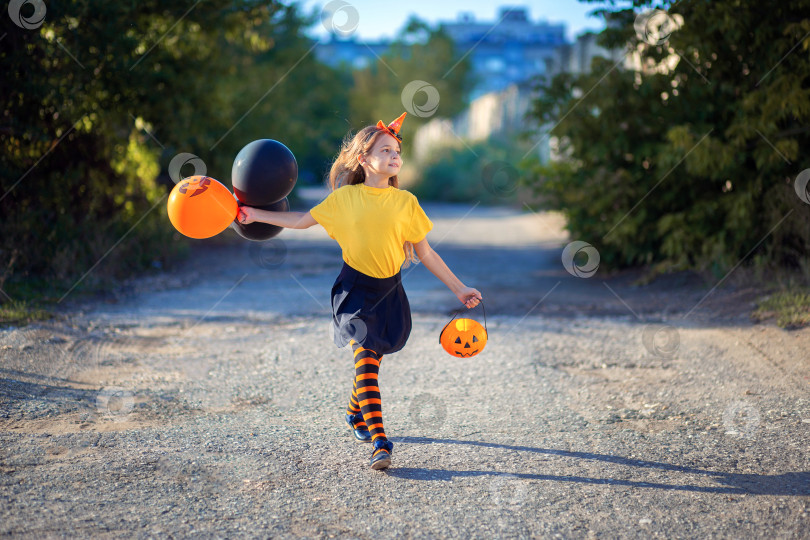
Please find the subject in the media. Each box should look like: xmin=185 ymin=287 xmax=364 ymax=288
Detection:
xmin=230 ymin=197 xmax=290 ymax=241
xmin=232 ymin=139 xmax=298 ymax=206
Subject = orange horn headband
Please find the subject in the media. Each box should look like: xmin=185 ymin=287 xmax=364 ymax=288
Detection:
xmin=373 ymin=112 xmax=407 ymax=142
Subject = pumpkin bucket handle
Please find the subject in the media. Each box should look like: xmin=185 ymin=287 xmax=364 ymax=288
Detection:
xmin=439 ymin=299 xmax=487 ymax=344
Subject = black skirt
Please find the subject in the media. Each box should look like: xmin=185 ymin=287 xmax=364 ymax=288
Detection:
xmin=330 ymin=261 xmax=412 ymax=355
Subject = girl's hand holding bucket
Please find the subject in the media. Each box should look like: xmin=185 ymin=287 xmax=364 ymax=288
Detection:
xmin=457 ymin=287 xmax=482 ymax=309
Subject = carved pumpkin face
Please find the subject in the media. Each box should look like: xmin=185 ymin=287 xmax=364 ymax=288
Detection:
xmin=440 ymin=318 xmax=487 ymax=358
xmin=178 ymin=176 xmax=211 ymax=197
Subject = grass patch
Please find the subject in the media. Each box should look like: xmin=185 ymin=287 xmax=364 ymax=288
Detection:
xmin=752 ymin=289 xmax=810 ymax=329
xmin=0 ymin=299 xmax=53 ymax=326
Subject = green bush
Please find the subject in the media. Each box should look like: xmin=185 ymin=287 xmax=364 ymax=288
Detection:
xmin=522 ymin=0 xmax=810 ymax=273
xmin=752 ymin=289 xmax=810 ymax=329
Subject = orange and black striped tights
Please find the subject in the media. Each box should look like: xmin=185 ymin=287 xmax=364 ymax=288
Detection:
xmin=346 ymin=339 xmax=387 ymax=442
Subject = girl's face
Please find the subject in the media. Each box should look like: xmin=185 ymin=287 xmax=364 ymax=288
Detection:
xmin=360 ymin=132 xmax=402 ymax=176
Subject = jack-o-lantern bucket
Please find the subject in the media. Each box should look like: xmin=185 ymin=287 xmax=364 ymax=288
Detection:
xmin=439 ymin=301 xmax=488 ymax=358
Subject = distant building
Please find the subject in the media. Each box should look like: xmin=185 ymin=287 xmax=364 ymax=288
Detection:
xmin=313 ymin=5 xmax=626 ymax=163
xmin=548 ymin=31 xmax=627 ymax=76
xmin=315 ymin=6 xmax=567 ymax=98
xmin=412 ymin=28 xmax=628 ymax=164
xmin=314 ymin=37 xmax=392 ymax=71
xmin=412 ymin=80 xmax=536 ymax=162
xmin=439 ymin=7 xmax=566 ymax=98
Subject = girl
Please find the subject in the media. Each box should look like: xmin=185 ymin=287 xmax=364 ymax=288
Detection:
xmin=237 ymin=112 xmax=482 ymax=470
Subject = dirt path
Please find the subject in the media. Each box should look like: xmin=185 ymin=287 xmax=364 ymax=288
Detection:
xmin=1 ymin=198 xmax=808 ymax=538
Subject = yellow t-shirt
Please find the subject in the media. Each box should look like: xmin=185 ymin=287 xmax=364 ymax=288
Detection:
xmin=309 ymin=183 xmax=433 ymax=278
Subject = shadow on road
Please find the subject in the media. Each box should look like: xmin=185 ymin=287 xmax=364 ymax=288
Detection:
xmin=387 ymin=437 xmax=810 ymax=496
xmin=1 ymin=374 xmax=95 ymax=401
xmin=0 ymin=376 xmax=100 ymax=423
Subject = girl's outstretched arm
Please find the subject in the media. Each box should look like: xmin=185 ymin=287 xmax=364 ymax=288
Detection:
xmin=237 ymin=206 xmax=317 ymax=229
xmin=413 ymin=238 xmax=482 ymax=309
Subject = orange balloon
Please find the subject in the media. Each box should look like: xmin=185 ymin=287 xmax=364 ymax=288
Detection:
xmin=167 ymin=176 xmax=238 ymax=239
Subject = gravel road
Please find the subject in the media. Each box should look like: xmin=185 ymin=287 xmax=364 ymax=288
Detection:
xmin=1 ymin=197 xmax=808 ymax=538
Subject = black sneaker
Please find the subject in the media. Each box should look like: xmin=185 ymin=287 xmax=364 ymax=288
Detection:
xmin=370 ymin=438 xmax=394 ymax=470
xmin=345 ymin=413 xmax=372 ymax=442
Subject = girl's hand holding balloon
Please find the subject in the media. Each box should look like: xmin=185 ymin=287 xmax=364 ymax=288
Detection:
xmin=457 ymin=287 xmax=482 ymax=309
xmin=237 ymin=206 xmax=256 ymax=225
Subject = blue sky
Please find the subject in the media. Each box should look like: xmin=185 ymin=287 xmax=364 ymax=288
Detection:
xmin=297 ymin=1 xmax=609 ymax=43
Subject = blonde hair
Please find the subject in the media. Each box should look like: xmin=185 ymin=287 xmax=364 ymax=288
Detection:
xmin=326 ymin=125 xmax=419 ymax=269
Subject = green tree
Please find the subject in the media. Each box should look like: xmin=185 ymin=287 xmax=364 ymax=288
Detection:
xmin=0 ymin=1 xmax=349 ymax=302
xmin=524 ymin=0 xmax=810 ymax=273
xmin=171 ymin=4 xmax=352 ymax=185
